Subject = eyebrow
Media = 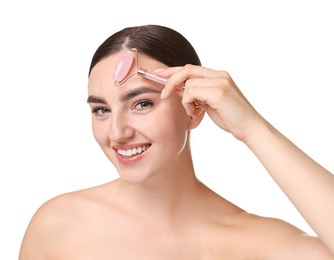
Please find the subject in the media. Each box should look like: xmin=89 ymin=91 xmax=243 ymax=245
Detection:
xmin=86 ymin=87 xmax=162 ymax=105
xmin=86 ymin=95 xmax=107 ymax=104
xmin=120 ymin=86 xmax=161 ymax=102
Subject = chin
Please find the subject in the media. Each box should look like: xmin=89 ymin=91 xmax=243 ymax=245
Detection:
xmin=118 ymin=169 xmax=154 ymax=185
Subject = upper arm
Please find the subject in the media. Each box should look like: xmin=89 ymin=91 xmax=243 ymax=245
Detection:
xmin=19 ymin=195 xmax=72 ymax=260
xmin=259 ymin=218 xmax=334 ymax=259
xmin=269 ymin=235 xmax=334 ymax=259
xmin=19 ymin=205 xmax=53 ymax=259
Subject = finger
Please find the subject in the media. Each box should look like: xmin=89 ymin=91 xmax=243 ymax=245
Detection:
xmin=182 ymin=75 xmax=237 ymax=118
xmin=156 ymin=65 xmax=229 ymax=79
xmin=183 ymin=78 xmax=226 ymax=104
xmin=154 ymin=66 xmax=183 ymax=77
xmin=183 ymin=99 xmax=206 ymax=119
xmin=159 ymin=65 xmax=229 ymax=99
xmin=155 ymin=67 xmax=185 ymax=99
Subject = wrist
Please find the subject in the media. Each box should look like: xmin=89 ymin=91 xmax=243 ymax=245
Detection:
xmin=242 ymin=116 xmax=277 ymax=148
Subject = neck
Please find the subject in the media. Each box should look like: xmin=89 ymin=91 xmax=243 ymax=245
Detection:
xmin=114 ymin=145 xmax=204 ymax=224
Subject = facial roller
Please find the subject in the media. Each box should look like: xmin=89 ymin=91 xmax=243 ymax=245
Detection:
xmin=113 ymin=48 xmax=167 ymax=86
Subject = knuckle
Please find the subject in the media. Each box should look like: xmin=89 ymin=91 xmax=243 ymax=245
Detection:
xmin=183 ymin=64 xmax=195 ymax=73
xmin=214 ymin=78 xmax=232 ymax=95
xmin=221 ymin=70 xmax=231 ymax=78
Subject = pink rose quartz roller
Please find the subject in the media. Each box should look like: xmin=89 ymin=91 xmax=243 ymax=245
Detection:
xmin=113 ymin=48 xmax=167 ymax=86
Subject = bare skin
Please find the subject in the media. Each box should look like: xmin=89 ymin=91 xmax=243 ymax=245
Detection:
xmin=19 ymin=53 xmax=334 ymax=259
xmin=19 ymin=179 xmax=332 ymax=259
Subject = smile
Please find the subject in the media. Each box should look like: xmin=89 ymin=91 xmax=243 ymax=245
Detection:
xmin=117 ymin=145 xmax=151 ymax=157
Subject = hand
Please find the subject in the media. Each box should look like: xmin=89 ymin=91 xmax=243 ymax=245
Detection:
xmin=156 ymin=65 xmax=264 ymax=141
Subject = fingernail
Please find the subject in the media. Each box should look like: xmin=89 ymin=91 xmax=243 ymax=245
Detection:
xmin=160 ymin=88 xmax=167 ymax=99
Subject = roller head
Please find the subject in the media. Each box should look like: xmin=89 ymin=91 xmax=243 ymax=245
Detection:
xmin=113 ymin=49 xmax=135 ymax=83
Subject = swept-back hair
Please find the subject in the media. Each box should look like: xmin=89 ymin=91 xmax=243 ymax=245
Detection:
xmin=89 ymin=24 xmax=201 ymax=75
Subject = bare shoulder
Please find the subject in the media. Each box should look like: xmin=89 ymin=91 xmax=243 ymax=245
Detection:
xmin=237 ymin=212 xmax=334 ymax=259
xmin=19 ymin=181 xmax=116 ymax=260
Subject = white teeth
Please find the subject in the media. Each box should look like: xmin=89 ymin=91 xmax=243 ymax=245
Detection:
xmin=117 ymin=145 xmax=149 ymax=157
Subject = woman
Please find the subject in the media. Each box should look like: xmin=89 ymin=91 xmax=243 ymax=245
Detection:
xmin=19 ymin=24 xmax=334 ymax=259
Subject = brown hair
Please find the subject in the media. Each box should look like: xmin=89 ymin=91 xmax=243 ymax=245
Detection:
xmin=89 ymin=24 xmax=201 ymax=75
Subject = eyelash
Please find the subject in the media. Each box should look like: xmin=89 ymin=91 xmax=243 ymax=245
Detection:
xmin=91 ymin=99 xmax=154 ymax=117
xmin=133 ymin=99 xmax=154 ymax=110
xmin=92 ymin=107 xmax=110 ymax=117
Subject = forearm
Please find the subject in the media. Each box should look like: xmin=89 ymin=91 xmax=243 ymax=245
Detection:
xmin=245 ymin=120 xmax=334 ymax=253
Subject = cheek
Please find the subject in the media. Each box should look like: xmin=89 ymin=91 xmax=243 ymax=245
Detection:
xmin=149 ymin=103 xmax=190 ymax=144
xmin=92 ymin=121 xmax=109 ymax=146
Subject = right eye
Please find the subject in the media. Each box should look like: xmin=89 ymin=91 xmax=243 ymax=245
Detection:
xmin=92 ymin=107 xmax=110 ymax=117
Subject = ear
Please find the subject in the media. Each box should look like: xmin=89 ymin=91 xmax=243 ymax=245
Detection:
xmin=187 ymin=108 xmax=205 ymax=130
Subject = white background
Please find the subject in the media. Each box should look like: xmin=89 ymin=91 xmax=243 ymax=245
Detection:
xmin=1 ymin=0 xmax=334 ymax=258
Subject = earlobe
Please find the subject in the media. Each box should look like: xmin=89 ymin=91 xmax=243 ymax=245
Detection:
xmin=187 ymin=109 xmax=205 ymax=130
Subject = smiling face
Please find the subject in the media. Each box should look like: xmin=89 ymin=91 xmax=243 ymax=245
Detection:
xmin=88 ymin=52 xmax=192 ymax=184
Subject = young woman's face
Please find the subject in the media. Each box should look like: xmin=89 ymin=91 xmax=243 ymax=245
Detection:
xmin=88 ymin=51 xmax=191 ymax=183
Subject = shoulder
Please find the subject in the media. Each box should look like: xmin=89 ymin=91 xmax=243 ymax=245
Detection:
xmin=237 ymin=213 xmax=334 ymax=259
xmin=19 ymin=182 xmax=115 ymax=259
xmin=19 ymin=191 xmax=86 ymax=259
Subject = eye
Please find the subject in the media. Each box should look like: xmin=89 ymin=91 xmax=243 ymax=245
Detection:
xmin=92 ymin=107 xmax=110 ymax=117
xmin=134 ymin=100 xmax=153 ymax=110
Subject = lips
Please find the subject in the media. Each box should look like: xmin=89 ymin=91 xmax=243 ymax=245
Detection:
xmin=112 ymin=144 xmax=151 ymax=165
xmin=116 ymin=144 xmax=151 ymax=158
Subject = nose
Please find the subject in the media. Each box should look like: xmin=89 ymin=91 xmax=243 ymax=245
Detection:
xmin=108 ymin=111 xmax=135 ymax=143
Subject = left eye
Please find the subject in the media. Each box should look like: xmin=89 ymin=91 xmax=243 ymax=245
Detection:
xmin=134 ymin=100 xmax=153 ymax=110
